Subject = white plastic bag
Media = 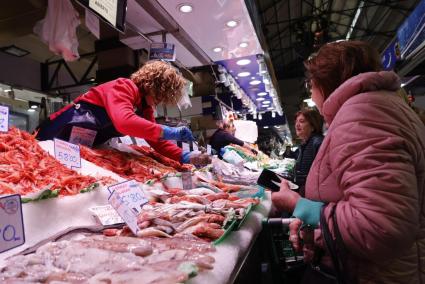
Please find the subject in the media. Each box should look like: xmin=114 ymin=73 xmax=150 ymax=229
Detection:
xmin=34 ymin=0 xmax=80 ymax=61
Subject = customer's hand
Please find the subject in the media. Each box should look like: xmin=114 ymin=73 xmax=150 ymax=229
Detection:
xmin=161 ymin=125 xmax=195 ymax=141
xmin=289 ymin=218 xmax=316 ymax=262
xmin=271 ymin=179 xmax=301 ymax=213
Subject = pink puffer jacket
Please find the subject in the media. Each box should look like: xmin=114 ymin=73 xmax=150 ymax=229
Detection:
xmin=306 ymin=71 xmax=425 ymax=283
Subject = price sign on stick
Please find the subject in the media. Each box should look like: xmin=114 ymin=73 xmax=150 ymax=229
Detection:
xmin=0 ymin=106 xmax=9 ymax=132
xmin=0 ymin=194 xmax=25 ymax=253
xmin=108 ymin=180 xmax=149 ymax=235
xmin=69 ymin=126 xmax=97 ymax=147
xmin=54 ymin=138 xmax=81 ymax=169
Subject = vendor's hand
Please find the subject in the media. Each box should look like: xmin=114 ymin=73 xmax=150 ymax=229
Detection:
xmin=271 ymin=179 xmax=301 ymax=213
xmin=161 ymin=125 xmax=195 ymax=141
xmin=189 ymin=153 xmax=212 ymax=167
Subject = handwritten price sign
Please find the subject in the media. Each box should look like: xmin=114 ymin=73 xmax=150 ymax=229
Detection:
xmin=54 ymin=138 xmax=81 ymax=169
xmin=0 ymin=105 xmax=9 ymax=132
xmin=108 ymin=180 xmax=149 ymax=236
xmin=69 ymin=126 xmax=97 ymax=147
xmin=0 ymin=194 xmax=25 ymax=253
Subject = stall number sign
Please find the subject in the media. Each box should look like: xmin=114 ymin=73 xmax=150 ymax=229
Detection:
xmin=0 ymin=194 xmax=25 ymax=253
xmin=54 ymin=138 xmax=81 ymax=169
xmin=69 ymin=126 xmax=97 ymax=147
xmin=149 ymin=42 xmax=176 ymax=61
xmin=90 ymin=205 xmax=124 ymax=226
xmin=0 ymin=105 xmax=9 ymax=132
xmin=108 ymin=180 xmax=148 ymax=235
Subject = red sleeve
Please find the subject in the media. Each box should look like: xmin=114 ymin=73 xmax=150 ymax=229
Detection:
xmin=146 ymin=139 xmax=183 ymax=162
xmin=101 ymin=79 xmax=162 ymax=141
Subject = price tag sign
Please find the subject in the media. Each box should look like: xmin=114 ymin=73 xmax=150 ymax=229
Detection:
xmin=54 ymin=138 xmax=81 ymax=169
xmin=0 ymin=105 xmax=9 ymax=132
xmin=207 ymin=145 xmax=212 ymax=155
xmin=108 ymin=180 xmax=148 ymax=235
xmin=135 ymin=138 xmax=150 ymax=147
xmin=182 ymin=142 xmax=190 ymax=152
xmin=119 ymin=136 xmax=133 ymax=145
xmin=0 ymin=194 xmax=25 ymax=253
xmin=90 ymin=205 xmax=124 ymax=226
xmin=181 ymin=172 xmax=193 ymax=190
xmin=192 ymin=143 xmax=199 ymax=152
xmin=69 ymin=126 xmax=97 ymax=147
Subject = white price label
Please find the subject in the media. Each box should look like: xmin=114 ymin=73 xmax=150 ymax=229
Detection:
xmin=119 ymin=136 xmax=133 ymax=145
xmin=0 ymin=194 xmax=25 ymax=253
xmin=90 ymin=205 xmax=123 ymax=226
xmin=182 ymin=142 xmax=190 ymax=152
xmin=69 ymin=126 xmax=97 ymax=147
xmin=135 ymin=138 xmax=150 ymax=147
xmin=54 ymin=138 xmax=81 ymax=169
xmin=108 ymin=180 xmax=148 ymax=213
xmin=192 ymin=143 xmax=199 ymax=152
xmin=0 ymin=106 xmax=9 ymax=132
xmin=181 ymin=172 xmax=193 ymax=190
xmin=207 ymin=144 xmax=212 ymax=155
xmin=89 ymin=0 xmax=118 ymax=27
xmin=108 ymin=180 xmax=147 ymax=235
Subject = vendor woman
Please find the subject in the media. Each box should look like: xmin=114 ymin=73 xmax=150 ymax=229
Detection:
xmin=36 ymin=60 xmax=210 ymax=166
xmin=209 ymin=120 xmax=256 ymax=158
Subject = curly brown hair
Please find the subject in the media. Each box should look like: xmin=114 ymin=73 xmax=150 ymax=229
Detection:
xmin=130 ymin=60 xmax=186 ymax=105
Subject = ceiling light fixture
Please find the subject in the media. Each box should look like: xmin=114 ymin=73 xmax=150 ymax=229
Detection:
xmin=239 ymin=42 xmax=249 ymax=48
xmin=256 ymin=97 xmax=265 ymax=101
xmin=262 ymin=100 xmax=271 ymax=104
xmin=258 ymin=113 xmax=262 ymax=120
xmin=257 ymin=92 xmax=267 ymax=96
xmin=236 ymin=59 xmax=251 ymax=66
xmin=267 ymin=107 xmax=274 ymax=110
xmin=226 ymin=20 xmax=238 ymax=28
xmin=263 ymin=126 xmax=269 ymax=129
xmin=27 ymin=108 xmax=36 ymax=113
xmin=250 ymin=80 xmax=261 ymax=85
xmin=178 ymin=4 xmax=193 ymax=13
xmin=213 ymin=47 xmax=223 ymax=53
xmin=237 ymin=71 xmax=250 ymax=77
xmin=31 ymin=105 xmax=38 ymax=109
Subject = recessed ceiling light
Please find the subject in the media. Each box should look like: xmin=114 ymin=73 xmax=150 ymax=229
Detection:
xmin=27 ymin=108 xmax=36 ymax=112
xmin=236 ymin=59 xmax=251 ymax=66
xmin=262 ymin=101 xmax=271 ymax=104
xmin=256 ymin=97 xmax=265 ymax=101
xmin=237 ymin=71 xmax=250 ymax=77
xmin=239 ymin=42 xmax=249 ymax=48
xmin=213 ymin=47 xmax=223 ymax=53
xmin=250 ymin=80 xmax=261 ymax=85
xmin=257 ymin=92 xmax=267 ymax=96
xmin=226 ymin=20 xmax=238 ymax=28
xmin=30 ymin=105 xmax=38 ymax=109
xmin=263 ymin=126 xmax=269 ymax=129
xmin=178 ymin=4 xmax=193 ymax=13
xmin=267 ymin=107 xmax=274 ymax=110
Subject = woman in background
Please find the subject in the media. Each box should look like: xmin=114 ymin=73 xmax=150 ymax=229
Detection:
xmin=293 ymin=108 xmax=324 ymax=196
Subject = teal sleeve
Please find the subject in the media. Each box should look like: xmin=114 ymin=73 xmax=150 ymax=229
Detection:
xmin=292 ymin=198 xmax=324 ymax=228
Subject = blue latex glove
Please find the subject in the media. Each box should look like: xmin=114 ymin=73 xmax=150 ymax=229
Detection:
xmin=161 ymin=125 xmax=195 ymax=141
xmin=181 ymin=151 xmax=212 ymax=166
xmin=181 ymin=151 xmax=191 ymax=163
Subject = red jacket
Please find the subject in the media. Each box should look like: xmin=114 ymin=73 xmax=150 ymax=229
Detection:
xmin=51 ymin=78 xmax=183 ymax=161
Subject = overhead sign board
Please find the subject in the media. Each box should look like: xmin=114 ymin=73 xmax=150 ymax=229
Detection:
xmin=149 ymin=43 xmax=176 ymax=61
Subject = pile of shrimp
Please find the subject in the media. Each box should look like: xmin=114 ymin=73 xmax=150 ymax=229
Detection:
xmin=0 ymin=128 xmax=110 ymax=196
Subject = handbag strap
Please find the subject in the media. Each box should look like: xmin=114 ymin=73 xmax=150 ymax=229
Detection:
xmin=320 ymin=205 xmax=345 ymax=284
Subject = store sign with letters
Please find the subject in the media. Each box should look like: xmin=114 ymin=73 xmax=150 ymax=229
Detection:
xmin=54 ymin=138 xmax=81 ymax=169
xmin=0 ymin=105 xmax=9 ymax=132
xmin=0 ymin=194 xmax=25 ymax=253
xmin=69 ymin=126 xmax=97 ymax=147
xmin=108 ymin=180 xmax=148 ymax=235
xmin=149 ymin=42 xmax=176 ymax=61
xmin=89 ymin=0 xmax=118 ymax=27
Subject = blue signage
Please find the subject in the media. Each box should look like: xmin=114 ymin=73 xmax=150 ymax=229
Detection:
xmin=397 ymin=0 xmax=425 ymax=59
xmin=381 ymin=40 xmax=400 ymax=70
xmin=149 ymin=43 xmax=176 ymax=61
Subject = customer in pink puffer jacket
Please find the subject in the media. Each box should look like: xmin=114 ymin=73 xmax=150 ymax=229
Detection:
xmin=272 ymin=41 xmax=425 ymax=283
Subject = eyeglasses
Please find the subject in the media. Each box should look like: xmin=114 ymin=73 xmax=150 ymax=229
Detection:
xmin=304 ymin=79 xmax=312 ymax=92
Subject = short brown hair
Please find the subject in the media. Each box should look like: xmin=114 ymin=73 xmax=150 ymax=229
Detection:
xmin=130 ymin=60 xmax=186 ymax=105
xmin=295 ymin=108 xmax=323 ymax=135
xmin=304 ymin=41 xmax=382 ymax=100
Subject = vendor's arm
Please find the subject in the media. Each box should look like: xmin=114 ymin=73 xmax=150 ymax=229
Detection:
xmin=102 ymin=79 xmax=163 ymax=141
